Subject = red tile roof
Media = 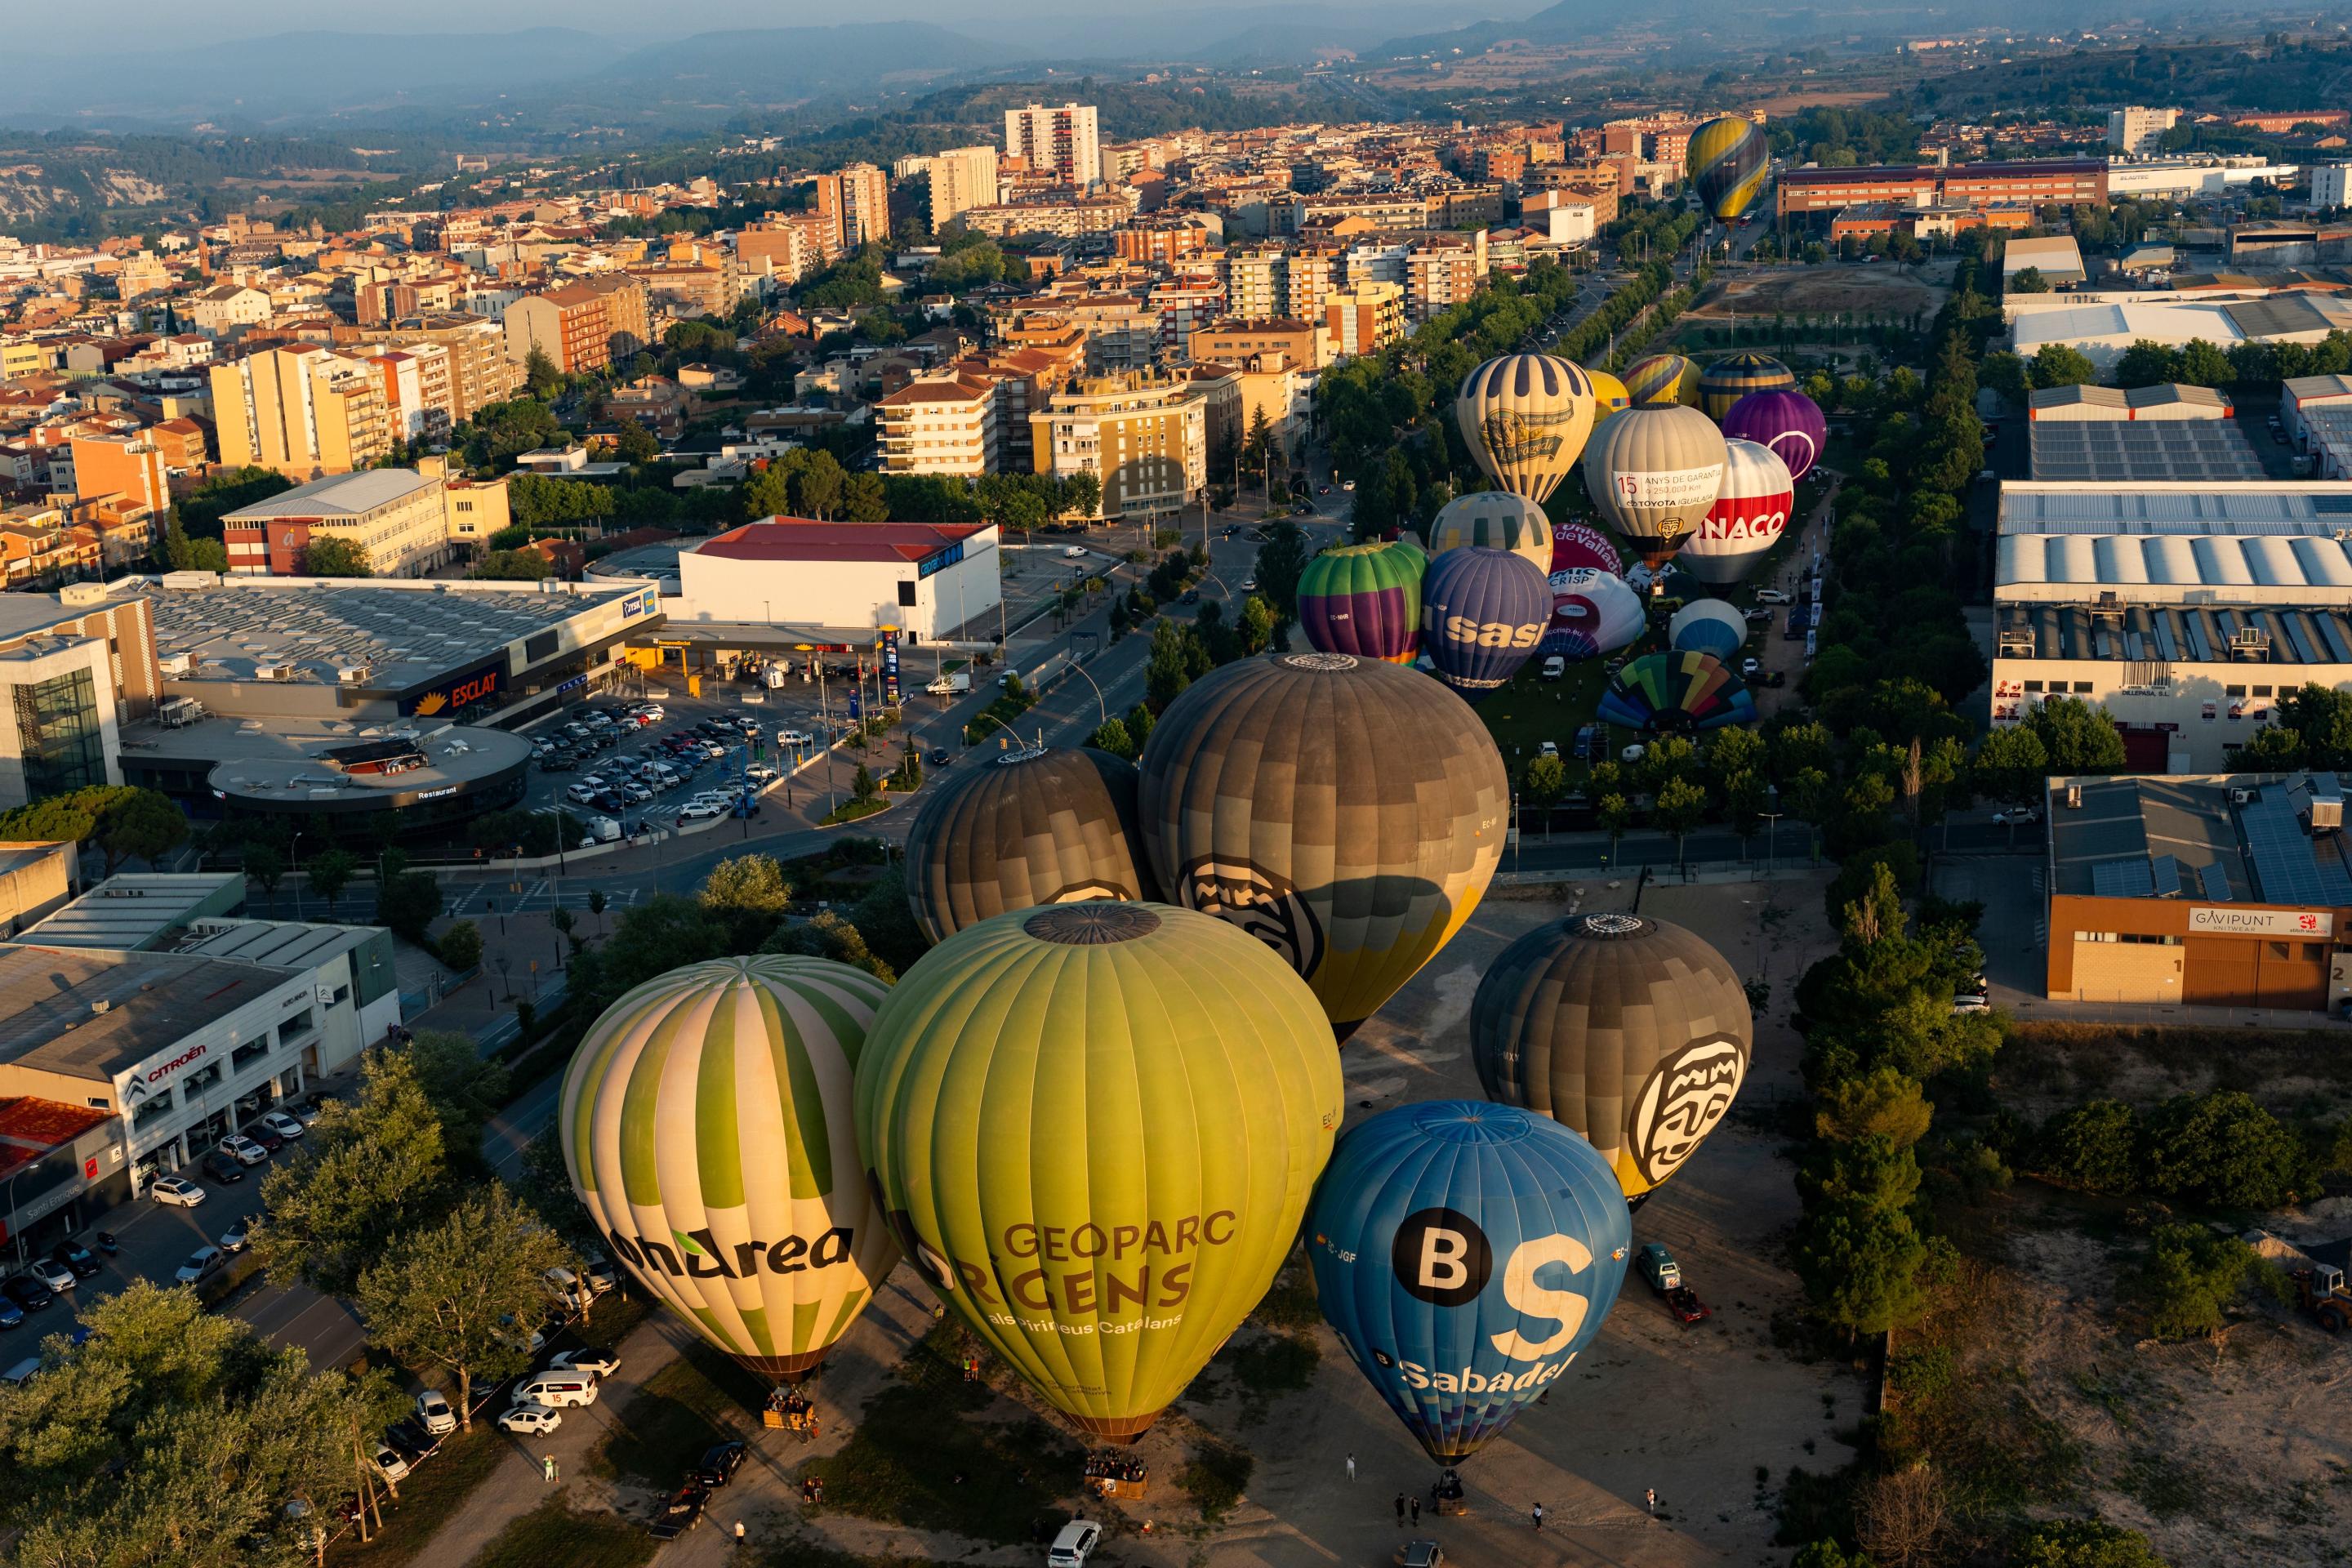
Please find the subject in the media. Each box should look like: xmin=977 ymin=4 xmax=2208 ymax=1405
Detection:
xmin=702 ymin=518 xmax=991 ymax=564
xmin=0 ymin=1096 xmax=110 ymax=1178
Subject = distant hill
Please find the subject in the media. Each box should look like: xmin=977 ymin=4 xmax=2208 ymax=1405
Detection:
xmin=593 ymin=24 xmax=1025 ymax=103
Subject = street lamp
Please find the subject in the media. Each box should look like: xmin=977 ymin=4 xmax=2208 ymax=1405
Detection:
xmin=1760 ymin=784 xmax=1784 ymax=880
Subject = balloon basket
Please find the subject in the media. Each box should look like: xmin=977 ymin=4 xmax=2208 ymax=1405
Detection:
xmin=1431 ymin=1470 xmax=1470 ymax=1516
xmin=1084 ymin=1451 xmax=1148 ymax=1499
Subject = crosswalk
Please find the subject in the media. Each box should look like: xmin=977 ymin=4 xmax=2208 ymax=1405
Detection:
xmin=443 ymin=880 xmax=645 ymax=916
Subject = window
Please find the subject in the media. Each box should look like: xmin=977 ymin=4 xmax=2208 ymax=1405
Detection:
xmin=231 ymin=1039 xmax=270 ymax=1074
xmin=2072 ymin=681 xmax=2093 ymax=693
xmin=2226 ymin=685 xmax=2247 ymax=697
xmin=2024 ymin=680 xmax=2043 ymax=693
xmin=13 ymin=666 xmax=105 ymax=796
xmin=279 ymin=1008 xmax=315 ymax=1040
xmin=2270 ymin=942 xmax=2291 ymax=960
xmin=182 ymin=1061 xmax=222 ymax=1094
xmin=2255 ymin=685 xmax=2274 ymax=697
xmin=131 ymin=1089 xmax=175 ymax=1129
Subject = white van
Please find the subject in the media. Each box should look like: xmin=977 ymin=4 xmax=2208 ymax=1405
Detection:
xmin=510 ymin=1371 xmax=600 ymax=1410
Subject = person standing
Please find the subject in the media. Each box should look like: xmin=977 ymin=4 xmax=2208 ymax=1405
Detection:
xmin=1395 ymin=1493 xmax=1407 ymax=1526
xmin=543 ymin=1454 xmax=558 ymax=1484
xmin=1409 ymin=1495 xmax=1421 ymax=1527
xmin=1533 ymin=1502 xmax=1546 ymax=1531
xmin=1646 ymin=1487 xmax=1657 ymax=1514
xmin=1346 ymin=1453 xmax=1357 ymax=1482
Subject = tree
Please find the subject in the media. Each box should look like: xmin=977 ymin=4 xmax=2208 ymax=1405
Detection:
xmin=2029 ymin=343 xmax=2098 ymax=390
xmin=2008 ymin=265 xmax=2050 ymax=293
xmin=1792 ymin=1191 xmax=1931 ymax=1335
xmin=2132 ymin=1223 xmax=2266 ymax=1342
xmin=1598 ymin=793 xmax=1634 ymax=857
xmin=2013 ymin=1521 xmax=2172 ymax=1568
xmin=1522 ymin=752 xmax=1570 ymax=807
xmin=89 ymin=787 xmax=185 ymax=873
xmin=406 ymin=1029 xmax=509 ymax=1152
xmin=436 ymin=919 xmax=484 ymax=973
xmin=761 ymin=909 xmax=896 ymax=983
xmin=1972 ymin=724 xmax=2050 ymax=808
xmin=1237 ymin=595 xmax=1277 ymax=656
xmin=2176 ymin=337 xmax=2232 ymax=389
xmin=1254 ymin=523 xmax=1312 ymax=626
xmin=1653 ymin=777 xmax=1708 ymax=869
xmin=523 ymin=344 xmax=564 ymax=399
xmin=1088 ymin=717 xmax=1137 ymax=760
xmin=305 ymin=846 xmax=358 ymax=911
xmin=298 ymin=536 xmax=373 ymax=578
xmin=2037 ymin=1099 xmax=2141 ymax=1193
xmin=356 ymin=1184 xmax=570 ymax=1429
xmin=244 ymin=842 xmax=285 ymax=898
xmin=2137 ymin=1090 xmax=2311 ymax=1209
xmin=1853 ymin=1466 xmax=1950 ymax=1568
xmin=2113 ymin=339 xmax=2180 ymax=390
xmin=376 ymin=866 xmax=443 ymax=943
xmin=253 ymin=1048 xmax=454 ymax=1295
xmin=1815 ymin=1067 xmax=1933 ymax=1150
xmin=701 ymin=853 xmax=794 ymax=947
xmin=613 ymin=419 xmax=662 ymax=463
xmin=2026 ymin=696 xmax=2127 ymax=774
xmin=472 ymin=548 xmax=555 ymax=581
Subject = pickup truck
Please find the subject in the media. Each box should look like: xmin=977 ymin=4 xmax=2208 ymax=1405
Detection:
xmin=1638 ymin=1243 xmax=1712 ymax=1323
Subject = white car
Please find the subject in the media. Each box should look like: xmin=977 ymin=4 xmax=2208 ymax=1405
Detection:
xmin=1062 ymin=546 xmax=1087 ymax=558
xmin=564 ymin=783 xmax=599 ymax=805
xmin=634 ymin=705 xmax=666 ymax=721
xmin=220 ymin=1135 xmax=268 ymax=1167
xmin=370 ymin=1444 xmax=412 ymax=1485
xmin=218 ymin=1223 xmax=248 ymax=1254
xmin=777 ymin=729 xmax=813 ymax=747
xmin=497 ymin=1403 xmax=563 ymax=1436
xmin=744 ymin=764 xmax=777 ymax=783
xmin=1951 ymin=992 xmax=1992 ymax=1014
xmin=1048 ymin=1521 xmax=1102 ymax=1568
xmin=1753 ymin=588 xmax=1791 ymax=605
xmin=1240 ymin=577 xmax=1258 ymax=592
xmin=1620 ymin=743 xmax=1647 ymax=764
xmin=1991 ymin=806 xmax=2042 ymax=826
xmin=257 ymin=1110 xmax=304 ymax=1141
xmin=29 ymin=1258 xmax=74 ymax=1294
xmin=547 ymin=1348 xmax=621 ymax=1378
xmin=416 ymin=1389 xmax=457 ymax=1436
xmin=174 ymin=1245 xmax=226 ymax=1287
xmin=679 ymin=801 xmax=724 ymax=823
xmin=1740 ymin=657 xmax=1762 ymax=679
xmin=1536 ymin=741 xmax=1560 ymax=760
xmin=150 ymin=1175 xmax=205 ymax=1208
xmin=1540 ymin=656 xmax=1565 ymax=679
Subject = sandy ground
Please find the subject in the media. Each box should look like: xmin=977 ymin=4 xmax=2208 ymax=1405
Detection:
xmin=1686 ymin=267 xmax=1947 ymax=324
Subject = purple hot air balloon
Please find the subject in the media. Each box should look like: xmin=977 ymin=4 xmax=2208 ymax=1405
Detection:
xmin=1722 ymin=389 xmax=1828 ymax=484
xmin=1421 ymin=546 xmax=1553 ymax=702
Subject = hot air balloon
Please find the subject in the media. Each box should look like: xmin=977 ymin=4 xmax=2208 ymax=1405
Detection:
xmin=1678 ymin=439 xmax=1793 ymax=587
xmin=1470 ymin=913 xmax=1753 ymax=1202
xmin=1455 ymin=354 xmax=1595 ymax=503
xmin=560 ymin=956 xmax=897 ymax=1378
xmin=902 ymin=746 xmax=1159 ymax=946
xmin=1422 ymin=546 xmax=1552 ymax=702
xmin=1307 ymin=1100 xmax=1631 ymax=1462
xmin=856 ymin=902 xmax=1343 ymax=1440
xmin=1543 ymin=567 xmax=1643 ymax=661
xmin=1298 ymin=538 xmax=1427 ymax=664
xmin=1548 ymin=519 xmax=1621 ymax=577
xmin=1686 ymin=114 xmax=1768 ymax=222
xmin=1622 ymin=353 xmax=1699 ymax=409
xmin=1582 ymin=404 xmax=1729 ymax=570
xmin=1722 ymin=388 xmax=1827 ymax=483
xmin=1428 ymin=491 xmax=1552 ymax=577
xmin=1595 ymin=649 xmax=1756 ymax=733
xmin=1667 ymin=598 xmax=1748 ymax=660
xmin=1586 ymin=367 xmax=1632 ymax=428
xmin=1697 ymin=351 xmax=1796 ymax=422
xmin=1139 ymin=653 xmax=1509 ymax=1039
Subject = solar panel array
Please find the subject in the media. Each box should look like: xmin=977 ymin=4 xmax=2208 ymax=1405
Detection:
xmin=2238 ymin=787 xmax=2352 ymax=905
xmin=2029 ymin=421 xmax=2267 ymax=483
xmin=2199 ymin=861 xmax=2233 ymax=902
xmin=2091 ymin=858 xmax=2154 ymax=898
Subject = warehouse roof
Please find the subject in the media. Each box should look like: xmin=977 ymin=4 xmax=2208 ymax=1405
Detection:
xmin=2284 ymin=373 xmax=2352 ymax=403
xmin=2011 ymin=300 xmax=2244 ymax=350
xmin=2046 ymin=776 xmax=2254 ymax=901
xmin=0 ymin=945 xmax=294 ymax=1083
xmin=1999 ymin=533 xmax=2352 ymax=591
xmin=2027 ymin=421 xmax=2265 ymax=482
xmin=1997 ymin=599 xmax=2352 ymax=665
xmin=19 ymin=874 xmax=244 ymax=951
xmin=220 ymin=469 xmax=439 ymax=522
xmin=1997 ymin=483 xmax=2352 ymax=534
xmin=697 ymin=519 xmax=993 ymax=565
xmin=2222 ymin=294 xmax=2352 ymax=339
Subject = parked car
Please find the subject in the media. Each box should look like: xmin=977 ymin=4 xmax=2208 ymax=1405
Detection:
xmin=1990 ymin=805 xmax=2042 ymax=826
xmin=416 ymin=1389 xmax=457 ymax=1436
xmin=744 ymin=764 xmax=777 ymax=783
xmin=0 ymin=1276 xmax=53 ymax=1313
xmin=546 ymin=1348 xmax=620 ymax=1379
xmin=1620 ymin=743 xmax=1647 ymax=765
xmin=383 ymin=1420 xmax=437 ymax=1463
xmin=928 ymin=746 xmax=951 ymax=767
xmin=1753 ymin=588 xmax=1791 ymax=605
xmin=652 ymin=1482 xmax=710 ymax=1538
xmin=582 ymin=1258 xmax=620 ymax=1296
xmin=27 ymin=1258 xmax=74 ymax=1294
xmin=150 ymin=1174 xmax=205 ymax=1207
xmin=690 ymin=1441 xmax=747 ymax=1489
xmin=498 ymin=1401 xmax=562 ymax=1436
xmin=202 ymin=1149 xmax=246 ymax=1184
xmin=1951 ymin=991 xmax=1992 ymax=1014
xmin=49 ymin=1241 xmax=100 ymax=1281
xmin=1740 ymin=657 xmax=1762 ymax=679
xmin=220 ymin=1134 xmax=269 ymax=1166
xmin=218 ymin=1223 xmax=249 ymax=1254
xmin=291 ymin=1098 xmax=327 ymax=1127
xmin=1048 ymin=1521 xmax=1103 ymax=1568
xmin=174 ymin=1247 xmax=226 ymax=1288
xmin=1398 ymin=1544 xmax=1446 ymax=1568
xmin=679 ymin=800 xmax=724 ymax=823
xmin=1240 ymin=577 xmax=1258 ymax=592
xmin=1063 ymin=546 xmax=1088 ymax=559
xmin=244 ymin=1127 xmax=285 ymax=1155
xmin=1536 ymin=740 xmax=1560 ymax=760
xmin=0 ymin=1298 xmax=22 ymax=1330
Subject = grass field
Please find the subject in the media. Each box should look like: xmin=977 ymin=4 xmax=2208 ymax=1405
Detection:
xmin=470 ymin=1498 xmax=653 ymax=1568
xmin=590 ymin=1338 xmax=765 ymax=1489
xmin=330 ymin=1420 xmax=510 ymax=1568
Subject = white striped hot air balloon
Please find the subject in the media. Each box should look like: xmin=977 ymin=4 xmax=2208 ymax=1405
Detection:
xmin=559 ymin=955 xmax=896 ymax=1379
xmin=1456 ymin=353 xmax=1596 ymax=504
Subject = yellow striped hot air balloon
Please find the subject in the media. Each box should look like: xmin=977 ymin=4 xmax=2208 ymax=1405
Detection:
xmin=1686 ymin=114 xmax=1769 ymax=222
xmin=1622 ymin=353 xmax=1700 ymax=409
xmin=1455 ymin=353 xmax=1595 ymax=503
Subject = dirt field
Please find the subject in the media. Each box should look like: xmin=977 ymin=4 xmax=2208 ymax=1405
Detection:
xmin=1683 ymin=264 xmax=1949 ymax=325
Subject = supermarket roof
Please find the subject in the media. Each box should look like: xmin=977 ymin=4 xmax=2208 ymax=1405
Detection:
xmin=220 ymin=468 xmax=439 ymax=522
xmin=696 ymin=519 xmax=994 ymax=565
xmin=1997 ymin=483 xmax=2352 ymax=535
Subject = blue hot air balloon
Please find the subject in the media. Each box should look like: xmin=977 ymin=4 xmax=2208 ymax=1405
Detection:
xmin=1306 ymin=1100 xmax=1633 ymax=1463
xmin=1420 ymin=547 xmax=1552 ymax=702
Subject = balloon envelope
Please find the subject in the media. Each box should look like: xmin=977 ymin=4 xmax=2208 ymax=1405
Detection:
xmin=1595 ymin=650 xmax=1756 ymax=732
xmin=1307 ymin=1100 xmax=1632 ymax=1462
xmin=561 ymin=956 xmax=897 ymax=1376
xmin=1139 ymin=653 xmax=1510 ymax=1038
xmin=1428 ymin=491 xmax=1553 ymax=576
xmin=1668 ymin=598 xmax=1747 ymax=660
xmin=1679 ymin=438 xmax=1793 ymax=586
xmin=1582 ymin=404 xmax=1728 ymax=569
xmin=1422 ymin=547 xmax=1552 ymax=701
xmin=1548 ymin=519 xmax=1620 ymax=577
xmin=1299 ymin=538 xmax=1427 ymax=663
xmin=1697 ymin=351 xmax=1795 ymax=422
xmin=1585 ymin=367 xmax=1632 ymax=428
xmin=1470 ymin=913 xmax=1753 ymax=1200
xmin=857 ymin=902 xmax=1343 ymax=1440
xmin=1543 ymin=567 xmax=1643 ymax=660
xmin=1686 ymin=115 xmax=1769 ymax=221
xmin=1722 ymin=389 xmax=1828 ymax=483
xmin=1455 ymin=354 xmax=1596 ymax=503
xmin=902 ymin=746 xmax=1158 ymax=946
xmin=1622 ymin=354 xmax=1699 ymax=409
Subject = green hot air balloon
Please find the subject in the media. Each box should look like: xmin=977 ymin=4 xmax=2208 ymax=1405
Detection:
xmin=858 ymin=902 xmax=1343 ymax=1440
xmin=561 ymin=956 xmax=897 ymax=1378
xmin=1139 ymin=652 xmax=1511 ymax=1040
xmin=902 ymin=745 xmax=1160 ymax=947
xmin=1298 ymin=538 xmax=1427 ymax=664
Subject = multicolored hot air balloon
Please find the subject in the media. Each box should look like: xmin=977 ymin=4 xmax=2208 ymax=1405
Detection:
xmin=1422 ymin=546 xmax=1552 ymax=702
xmin=1622 ymin=353 xmax=1699 ymax=409
xmin=1139 ymin=653 xmax=1509 ymax=1039
xmin=1595 ymin=649 xmax=1757 ymax=733
xmin=902 ymin=746 xmax=1158 ymax=946
xmin=1697 ymin=351 xmax=1796 ymax=422
xmin=1722 ymin=388 xmax=1827 ymax=483
xmin=1470 ymin=913 xmax=1753 ymax=1202
xmin=1543 ymin=567 xmax=1644 ymax=661
xmin=1307 ymin=1100 xmax=1631 ymax=1462
xmin=1455 ymin=354 xmax=1596 ymax=503
xmin=1686 ymin=114 xmax=1768 ymax=222
xmin=1586 ymin=366 xmax=1632 ymax=429
xmin=1583 ymin=404 xmax=1729 ymax=569
xmin=1298 ymin=538 xmax=1427 ymax=664
xmin=560 ymin=956 xmax=897 ymax=1378
xmin=1548 ymin=519 xmax=1621 ymax=577
xmin=1428 ymin=491 xmax=1552 ymax=577
xmin=1679 ymin=438 xmax=1793 ymax=586
xmin=857 ymin=902 xmax=1343 ymax=1440
xmin=1668 ymin=598 xmax=1748 ymax=660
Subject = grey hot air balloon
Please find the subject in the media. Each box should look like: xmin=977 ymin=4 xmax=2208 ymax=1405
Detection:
xmin=1456 ymin=354 xmax=1596 ymax=504
xmin=1469 ymin=912 xmax=1752 ymax=1203
xmin=902 ymin=745 xmax=1160 ymax=946
xmin=1138 ymin=652 xmax=1510 ymax=1040
xmin=1582 ymin=404 xmax=1729 ymax=572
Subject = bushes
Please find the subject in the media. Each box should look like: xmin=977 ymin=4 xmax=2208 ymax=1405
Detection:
xmin=1178 ymin=1436 xmax=1254 ymax=1524
xmin=2035 ymin=1100 xmax=2140 ymax=1195
xmin=2129 ymin=1223 xmax=2270 ymax=1342
xmin=2029 ymin=1090 xmax=2314 ymax=1209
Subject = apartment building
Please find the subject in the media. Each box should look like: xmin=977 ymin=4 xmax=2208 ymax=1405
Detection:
xmin=367 ymin=346 xmax=455 ymax=446
xmin=877 ymin=374 xmax=1001 ymax=478
xmin=814 ymin=163 xmax=891 ymax=252
xmin=624 ymin=259 xmax=737 ymax=324
xmin=209 ymin=346 xmax=391 ymax=478
xmin=737 ymin=215 xmax=834 ymax=287
xmin=583 ymin=274 xmax=651 ymax=358
xmin=183 ymin=284 xmax=271 ymax=337
xmin=1405 ymin=237 xmax=1484 ymax=322
xmin=1283 ymin=247 xmax=1343 ymax=323
xmin=2109 ymin=106 xmax=2180 ymax=155
xmin=0 ymin=586 xmax=160 ymax=807
xmin=1005 ymin=103 xmax=1101 ymax=189
xmin=1148 ymin=278 xmax=1227 ymax=362
xmin=1221 ymin=247 xmax=1288 ymax=321
xmin=65 ymin=434 xmax=169 ymax=515
xmin=220 ymin=466 xmax=494 ymax=578
xmin=1325 ymin=281 xmax=1405 ymax=359
xmin=377 ymin=315 xmax=518 ymax=420
xmin=1188 ymin=319 xmax=1325 ymax=372
xmin=960 ymin=198 xmax=1133 ymax=240
xmin=927 ymin=145 xmax=1002 ymax=231
xmin=1031 ymin=373 xmax=1206 ymax=520
xmin=1116 ymin=216 xmax=1217 ymax=265
xmin=502 ymin=283 xmax=613 ymax=375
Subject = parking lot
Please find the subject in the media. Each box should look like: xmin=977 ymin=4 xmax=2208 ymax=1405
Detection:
xmin=518 ymin=693 xmax=816 ymax=839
